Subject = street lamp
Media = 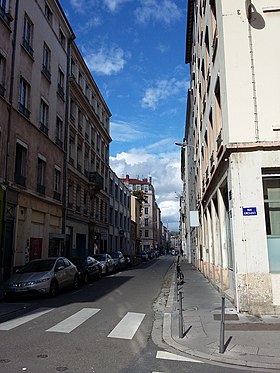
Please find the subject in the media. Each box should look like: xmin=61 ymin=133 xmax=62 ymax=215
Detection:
xmin=175 ymin=140 xmax=193 ymax=263
xmin=175 ymin=141 xmax=195 ymax=148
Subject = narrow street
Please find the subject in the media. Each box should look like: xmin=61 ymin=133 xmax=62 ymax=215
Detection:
xmin=0 ymin=257 xmax=251 ymax=373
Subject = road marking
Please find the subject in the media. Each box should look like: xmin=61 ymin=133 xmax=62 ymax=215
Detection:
xmin=46 ymin=308 xmax=100 ymax=333
xmin=108 ymin=312 xmax=145 ymax=340
xmin=156 ymin=351 xmax=204 ymax=363
xmin=0 ymin=307 xmax=54 ymax=330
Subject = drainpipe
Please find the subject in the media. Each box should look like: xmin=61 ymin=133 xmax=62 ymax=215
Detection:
xmin=1 ymin=0 xmax=19 ymax=281
xmin=61 ymin=34 xmax=75 ymax=256
xmin=246 ymin=0 xmax=259 ymax=141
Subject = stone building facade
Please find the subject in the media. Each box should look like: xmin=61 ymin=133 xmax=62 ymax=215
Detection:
xmin=184 ymin=0 xmax=280 ymax=314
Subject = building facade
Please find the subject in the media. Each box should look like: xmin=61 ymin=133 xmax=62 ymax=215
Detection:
xmin=0 ymin=0 xmax=111 ymax=280
xmin=185 ymin=0 xmax=280 ymax=314
xmin=108 ymin=169 xmax=131 ymax=255
xmin=0 ymin=0 xmax=74 ymax=279
xmin=67 ymin=42 xmax=111 ymax=257
xmin=121 ymin=175 xmax=161 ymax=251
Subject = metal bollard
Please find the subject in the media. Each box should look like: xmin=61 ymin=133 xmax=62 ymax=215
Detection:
xmin=175 ymin=273 xmax=178 ymax=301
xmin=219 ymin=296 xmax=225 ymax=353
xmin=179 ymin=291 xmax=184 ymax=338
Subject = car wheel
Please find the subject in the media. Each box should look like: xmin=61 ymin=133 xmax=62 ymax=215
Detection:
xmin=49 ymin=280 xmax=58 ymax=297
xmin=73 ymin=274 xmax=79 ymax=289
xmin=84 ymin=272 xmax=89 ymax=285
xmin=97 ymin=270 xmax=102 ymax=280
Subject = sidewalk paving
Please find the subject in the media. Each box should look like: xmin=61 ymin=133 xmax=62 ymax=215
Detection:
xmin=163 ymin=260 xmax=280 ymax=371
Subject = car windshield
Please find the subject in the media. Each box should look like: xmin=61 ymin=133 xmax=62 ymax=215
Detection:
xmin=111 ymin=253 xmax=119 ymax=259
xmin=19 ymin=259 xmax=56 ymax=273
xmin=93 ymin=254 xmax=106 ymax=261
xmin=70 ymin=257 xmax=85 ymax=267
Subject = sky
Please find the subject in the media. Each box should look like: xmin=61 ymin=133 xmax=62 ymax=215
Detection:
xmin=59 ymin=0 xmax=190 ymax=231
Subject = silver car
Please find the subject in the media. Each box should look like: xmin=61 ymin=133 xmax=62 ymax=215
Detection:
xmin=93 ymin=253 xmax=115 ymax=275
xmin=5 ymin=257 xmax=79 ymax=297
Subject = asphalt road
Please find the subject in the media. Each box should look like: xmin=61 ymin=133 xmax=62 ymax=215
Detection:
xmin=0 ymin=256 xmax=252 ymax=373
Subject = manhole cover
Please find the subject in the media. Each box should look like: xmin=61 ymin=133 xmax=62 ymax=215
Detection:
xmin=0 ymin=359 xmax=11 ymax=363
xmin=56 ymin=367 xmax=68 ymax=371
xmin=37 ymin=354 xmax=48 ymax=359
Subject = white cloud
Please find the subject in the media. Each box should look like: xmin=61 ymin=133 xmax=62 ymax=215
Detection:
xmin=103 ymin=0 xmax=131 ymax=11
xmin=135 ymin=0 xmax=182 ymax=25
xmin=78 ymin=16 xmax=102 ymax=32
xmin=84 ymin=46 xmax=127 ymax=75
xmin=141 ymin=78 xmax=187 ymax=110
xmin=110 ymin=141 xmax=182 ymax=231
xmin=111 ymin=120 xmax=145 ymax=142
xmin=157 ymin=43 xmax=170 ymax=53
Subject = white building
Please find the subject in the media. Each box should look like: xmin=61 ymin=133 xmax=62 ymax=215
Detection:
xmin=185 ymin=0 xmax=280 ymax=314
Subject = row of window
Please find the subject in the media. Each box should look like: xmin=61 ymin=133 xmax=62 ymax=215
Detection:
xmin=70 ymin=60 xmax=110 ymax=132
xmin=14 ymin=142 xmax=61 ymax=199
xmin=70 ymin=99 xmax=109 ymax=159
xmin=109 ymin=207 xmax=130 ymax=231
xmin=23 ymin=2 xmax=66 ymax=59
xmin=109 ymin=179 xmax=130 ymax=208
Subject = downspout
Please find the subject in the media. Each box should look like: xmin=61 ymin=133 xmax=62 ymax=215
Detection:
xmin=246 ymin=0 xmax=260 ymax=141
xmin=61 ymin=34 xmax=75 ymax=256
xmin=1 ymin=0 xmax=19 ymax=281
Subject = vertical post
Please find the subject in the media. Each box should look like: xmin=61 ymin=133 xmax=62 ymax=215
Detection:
xmin=219 ymin=296 xmax=225 ymax=353
xmin=179 ymin=291 xmax=184 ymax=338
xmin=175 ymin=271 xmax=178 ymax=301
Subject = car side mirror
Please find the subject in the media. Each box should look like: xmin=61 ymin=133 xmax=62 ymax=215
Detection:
xmin=55 ymin=265 xmax=64 ymax=272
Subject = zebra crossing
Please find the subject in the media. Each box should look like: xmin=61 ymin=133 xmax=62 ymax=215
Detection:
xmin=0 ymin=306 xmax=145 ymax=340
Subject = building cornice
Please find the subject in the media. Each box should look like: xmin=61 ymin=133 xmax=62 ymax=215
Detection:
xmin=185 ymin=0 xmax=195 ymax=64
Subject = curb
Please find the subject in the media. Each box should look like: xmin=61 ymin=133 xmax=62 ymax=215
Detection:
xmin=158 ymin=263 xmax=280 ymax=372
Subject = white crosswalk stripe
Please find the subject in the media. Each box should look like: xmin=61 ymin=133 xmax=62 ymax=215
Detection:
xmin=0 ymin=307 xmax=54 ymax=330
xmin=46 ymin=308 xmax=100 ymax=333
xmin=107 ymin=312 xmax=145 ymax=340
xmin=0 ymin=307 xmax=146 ymax=340
xmin=156 ymin=350 xmax=204 ymax=363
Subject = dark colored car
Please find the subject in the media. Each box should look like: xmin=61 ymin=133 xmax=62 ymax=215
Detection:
xmin=93 ymin=253 xmax=115 ymax=275
xmin=110 ymin=251 xmax=126 ymax=271
xmin=70 ymin=256 xmax=102 ymax=284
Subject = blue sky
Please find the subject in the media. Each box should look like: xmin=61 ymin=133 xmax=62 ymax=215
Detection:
xmin=60 ymin=0 xmax=190 ymax=231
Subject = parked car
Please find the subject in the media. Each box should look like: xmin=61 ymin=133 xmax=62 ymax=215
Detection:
xmin=110 ymin=251 xmax=126 ymax=271
xmin=140 ymin=251 xmax=149 ymax=262
xmin=70 ymin=256 xmax=102 ymax=284
xmin=148 ymin=249 xmax=156 ymax=259
xmin=5 ymin=257 xmax=79 ymax=297
xmin=93 ymin=253 xmax=115 ymax=275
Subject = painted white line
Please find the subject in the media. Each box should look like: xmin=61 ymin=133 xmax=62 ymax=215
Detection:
xmin=156 ymin=351 xmax=204 ymax=363
xmin=108 ymin=312 xmax=145 ymax=340
xmin=46 ymin=308 xmax=100 ymax=333
xmin=0 ymin=307 xmax=54 ymax=330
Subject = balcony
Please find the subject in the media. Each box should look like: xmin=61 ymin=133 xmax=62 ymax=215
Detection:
xmin=14 ymin=173 xmax=26 ymax=187
xmin=22 ymin=38 xmax=34 ymax=57
xmin=41 ymin=65 xmax=51 ymax=81
xmin=53 ymin=191 xmax=61 ymax=201
xmin=18 ymin=103 xmax=30 ymax=119
xmin=0 ymin=5 xmax=13 ymax=25
xmin=57 ymin=84 xmax=64 ymax=100
xmin=216 ymin=130 xmax=223 ymax=157
xmin=36 ymin=184 xmax=45 ymax=195
xmin=0 ymin=83 xmax=5 ymax=98
xmin=55 ymin=137 xmax=63 ymax=148
xmin=89 ymin=171 xmax=103 ymax=193
xmin=39 ymin=122 xmax=49 ymax=136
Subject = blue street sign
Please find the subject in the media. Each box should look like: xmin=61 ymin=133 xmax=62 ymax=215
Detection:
xmin=242 ymin=207 xmax=257 ymax=216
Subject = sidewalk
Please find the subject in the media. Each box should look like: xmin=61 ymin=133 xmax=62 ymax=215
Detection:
xmin=163 ymin=261 xmax=280 ymax=371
